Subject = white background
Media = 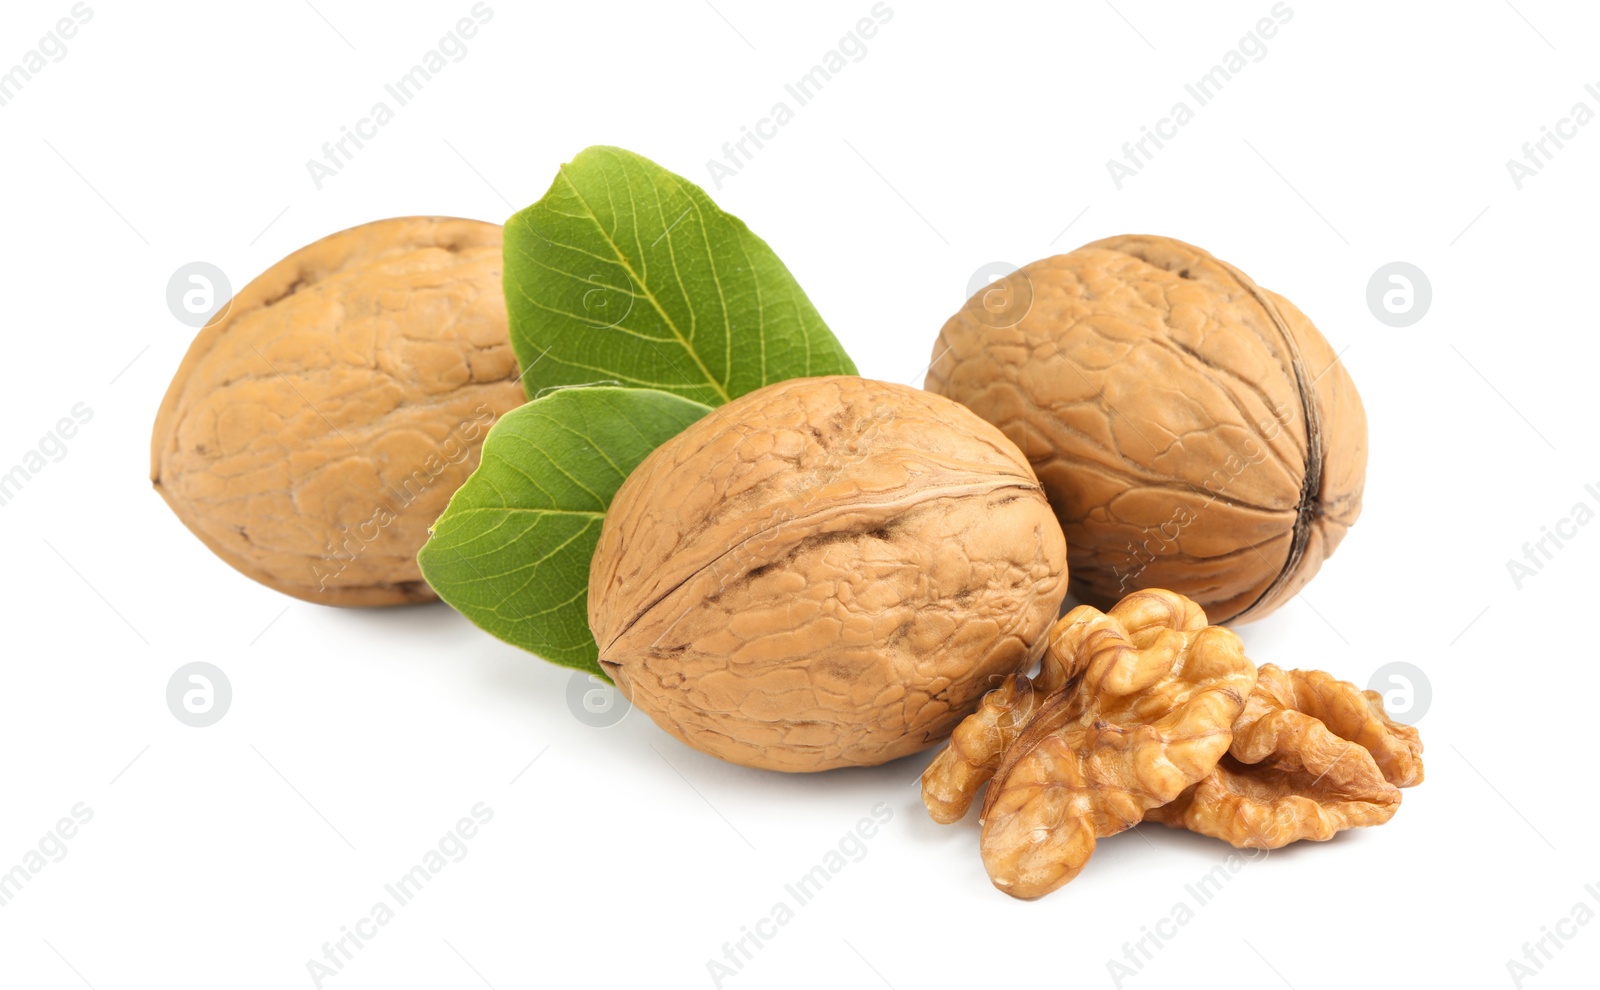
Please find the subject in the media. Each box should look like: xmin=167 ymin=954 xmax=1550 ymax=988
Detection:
xmin=2 ymin=1 xmax=1597 ymax=988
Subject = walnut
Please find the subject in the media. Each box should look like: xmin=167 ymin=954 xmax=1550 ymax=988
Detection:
xmin=1145 ymin=664 xmax=1424 ymax=848
xmin=921 ymin=673 xmax=1040 ymax=825
xmin=587 ymin=376 xmax=1069 ymax=772
xmin=150 ymin=217 xmax=525 ymax=606
xmin=926 ymin=235 xmax=1367 ymax=623
xmin=922 ymin=589 xmax=1257 ymax=898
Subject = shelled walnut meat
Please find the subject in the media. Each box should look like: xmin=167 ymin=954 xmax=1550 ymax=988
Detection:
xmin=1145 ymin=664 xmax=1424 ymax=848
xmin=926 ymin=235 xmax=1367 ymax=624
xmin=151 ymin=217 xmax=526 ymax=606
xmin=923 ymin=589 xmax=1257 ymax=898
xmin=588 ymin=376 xmax=1070 ymax=772
xmin=922 ymin=589 xmax=1425 ymax=898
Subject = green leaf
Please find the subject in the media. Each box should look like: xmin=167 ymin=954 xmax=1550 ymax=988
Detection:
xmin=504 ymin=145 xmax=856 ymax=406
xmin=417 ymin=386 xmax=712 ymax=676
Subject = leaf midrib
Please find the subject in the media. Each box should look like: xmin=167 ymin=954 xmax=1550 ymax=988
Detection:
xmin=445 ymin=506 xmax=607 ymax=518
xmin=556 ymin=163 xmax=733 ymax=405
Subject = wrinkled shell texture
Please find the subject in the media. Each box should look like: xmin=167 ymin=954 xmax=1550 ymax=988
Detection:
xmin=926 ymin=234 xmax=1367 ymax=624
xmin=923 ymin=589 xmax=1257 ymax=898
xmin=1146 ymin=664 xmax=1424 ymax=848
xmin=589 ymin=376 xmax=1069 ymax=772
xmin=151 ymin=217 xmax=525 ymax=606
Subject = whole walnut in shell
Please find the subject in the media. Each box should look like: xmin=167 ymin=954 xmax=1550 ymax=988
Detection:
xmin=926 ymin=235 xmax=1366 ymax=623
xmin=588 ymin=376 xmax=1070 ymax=772
xmin=151 ymin=217 xmax=526 ymax=606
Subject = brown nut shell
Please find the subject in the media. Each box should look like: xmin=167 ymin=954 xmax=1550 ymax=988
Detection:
xmin=588 ymin=376 xmax=1070 ymax=772
xmin=925 ymin=234 xmax=1367 ymax=624
xmin=150 ymin=217 xmax=525 ymax=606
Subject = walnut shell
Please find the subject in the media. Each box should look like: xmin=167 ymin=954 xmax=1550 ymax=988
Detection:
xmin=926 ymin=235 xmax=1366 ymax=623
xmin=588 ymin=376 xmax=1070 ymax=772
xmin=150 ymin=217 xmax=525 ymax=606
